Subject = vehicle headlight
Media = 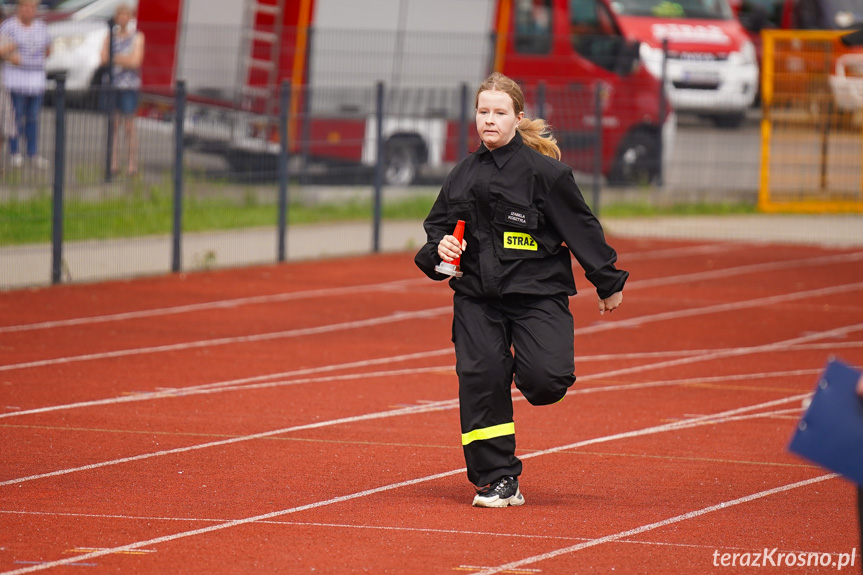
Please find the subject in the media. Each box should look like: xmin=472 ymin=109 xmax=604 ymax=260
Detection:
xmin=51 ymin=35 xmax=87 ymax=55
xmin=739 ymin=40 xmax=756 ymax=66
xmin=835 ymin=11 xmax=855 ymax=27
xmin=639 ymin=42 xmax=665 ymax=78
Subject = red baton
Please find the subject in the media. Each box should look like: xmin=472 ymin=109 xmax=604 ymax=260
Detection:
xmin=434 ymin=220 xmax=465 ymax=278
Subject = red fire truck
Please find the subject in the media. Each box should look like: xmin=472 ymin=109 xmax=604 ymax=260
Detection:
xmin=136 ymin=0 xmax=674 ymax=185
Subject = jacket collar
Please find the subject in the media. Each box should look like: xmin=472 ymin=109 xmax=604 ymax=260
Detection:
xmin=477 ymin=131 xmax=523 ymax=168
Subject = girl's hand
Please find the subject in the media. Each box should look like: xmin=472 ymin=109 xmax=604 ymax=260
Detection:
xmin=598 ymin=291 xmax=623 ymax=315
xmin=437 ymin=234 xmax=466 ymax=263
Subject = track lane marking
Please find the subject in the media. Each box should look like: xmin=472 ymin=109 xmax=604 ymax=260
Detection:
xmin=0 ymin=394 xmax=822 ymax=574
xmin=0 ymin=355 xmax=818 ymax=487
xmin=0 ymin=279 xmax=427 ymax=334
xmin=0 ymin=307 xmax=451 ymax=373
xmin=2 ymin=278 xmax=861 ymax=379
xmin=470 ymin=474 xmax=837 ymax=575
xmin=574 ymin=281 xmax=863 ymax=335
xmin=0 ymin=241 xmax=757 ymax=334
xmin=631 ymin=250 xmax=863 ymax=289
xmin=2 ymin=322 xmax=858 ymax=423
xmin=2 ymin=249 xmax=859 ymax=358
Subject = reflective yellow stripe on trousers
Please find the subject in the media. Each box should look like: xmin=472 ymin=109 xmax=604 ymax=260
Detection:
xmin=461 ymin=422 xmax=515 ymax=446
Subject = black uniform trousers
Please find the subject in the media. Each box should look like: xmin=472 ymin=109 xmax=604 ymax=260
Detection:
xmin=453 ymin=291 xmax=576 ymax=487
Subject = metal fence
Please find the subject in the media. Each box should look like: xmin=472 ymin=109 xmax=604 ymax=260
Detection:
xmin=0 ymin=22 xmax=818 ymax=290
xmin=759 ymin=29 xmax=863 ymax=213
xmin=2 ymin=71 xmax=630 ymax=290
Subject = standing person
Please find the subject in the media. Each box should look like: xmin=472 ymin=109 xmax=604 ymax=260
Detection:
xmin=415 ymin=72 xmax=628 ymax=508
xmin=858 ymin=374 xmax=863 ymax=573
xmin=100 ymin=3 xmax=144 ymax=176
xmin=0 ymin=0 xmax=50 ymax=169
xmin=0 ymin=17 xmax=20 ymax=173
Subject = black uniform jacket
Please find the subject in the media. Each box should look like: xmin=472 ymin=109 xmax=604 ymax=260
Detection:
xmin=415 ymin=132 xmax=628 ymax=300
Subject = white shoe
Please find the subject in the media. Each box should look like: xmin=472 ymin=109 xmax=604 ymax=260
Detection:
xmin=10 ymin=154 xmax=22 ymax=168
xmin=30 ymin=156 xmax=49 ymax=169
xmin=472 ymin=476 xmax=525 ymax=508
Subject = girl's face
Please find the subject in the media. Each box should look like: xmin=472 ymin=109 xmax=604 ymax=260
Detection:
xmin=476 ymin=89 xmax=523 ymax=151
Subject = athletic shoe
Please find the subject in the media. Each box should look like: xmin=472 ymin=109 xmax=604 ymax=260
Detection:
xmin=10 ymin=154 xmax=22 ymax=168
xmin=472 ymin=475 xmax=525 ymax=508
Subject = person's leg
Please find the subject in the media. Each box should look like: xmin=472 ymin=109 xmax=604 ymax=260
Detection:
xmin=123 ymin=90 xmax=139 ymax=173
xmin=510 ymin=293 xmax=576 ymax=406
xmin=8 ymin=92 xmax=23 ymax=157
xmin=453 ymin=293 xmax=522 ymax=488
xmin=125 ymin=116 xmax=137 ymax=173
xmin=23 ymin=94 xmax=42 ymax=158
xmin=111 ymin=112 xmax=121 ymax=173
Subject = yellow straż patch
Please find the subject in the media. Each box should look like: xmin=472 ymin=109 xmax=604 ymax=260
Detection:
xmin=503 ymin=232 xmax=537 ymax=251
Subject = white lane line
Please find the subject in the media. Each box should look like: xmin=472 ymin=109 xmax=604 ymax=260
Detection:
xmin=0 ymin=397 xmax=460 ymax=487
xmin=3 ymin=277 xmax=861 ymax=377
xmin=0 ymin=394 xmax=820 ymax=575
xmin=0 ymin=347 xmax=815 ymax=488
xmin=0 ymin=242 xmax=744 ymax=334
xmin=620 ymin=243 xmax=740 ymax=260
xmin=0 ymin=511 xmax=807 ymax=555
xmin=0 ymin=349 xmax=453 ymax=420
xmin=3 ymin=247 xmax=859 ymax=343
xmin=575 ymin=281 xmax=863 ymax=335
xmin=575 ymin=322 xmax=863 ymax=383
xmin=0 ymin=306 xmax=451 ymax=373
xmin=518 ymin=394 xmax=811 ymax=461
xmin=3 ymin=320 xmax=856 ymax=422
xmin=578 ymin=340 xmax=863 ymax=362
xmin=0 ymin=368 xmax=816 ymax=439
xmin=0 ymin=279 xmax=425 ymax=334
xmin=470 ymin=474 xmax=837 ymax=575
xmin=631 ymin=251 xmax=863 ymax=289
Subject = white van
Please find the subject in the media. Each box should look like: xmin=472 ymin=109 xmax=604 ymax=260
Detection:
xmin=571 ymin=0 xmax=759 ymax=127
xmin=44 ymin=0 xmax=138 ymax=93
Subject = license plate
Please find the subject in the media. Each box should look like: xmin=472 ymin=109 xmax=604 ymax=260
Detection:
xmin=681 ymin=70 xmax=720 ymax=86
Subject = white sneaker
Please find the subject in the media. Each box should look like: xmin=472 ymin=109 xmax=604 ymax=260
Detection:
xmin=10 ymin=154 xmax=22 ymax=168
xmin=30 ymin=156 xmax=49 ymax=169
xmin=472 ymin=476 xmax=525 ymax=508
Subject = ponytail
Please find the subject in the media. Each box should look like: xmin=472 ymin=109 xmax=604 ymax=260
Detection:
xmin=517 ymin=117 xmax=560 ymax=160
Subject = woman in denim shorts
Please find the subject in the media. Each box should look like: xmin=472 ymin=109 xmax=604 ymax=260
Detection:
xmin=100 ymin=3 xmax=144 ymax=176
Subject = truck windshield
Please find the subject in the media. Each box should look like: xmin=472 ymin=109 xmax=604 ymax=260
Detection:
xmin=610 ymin=0 xmax=734 ymax=19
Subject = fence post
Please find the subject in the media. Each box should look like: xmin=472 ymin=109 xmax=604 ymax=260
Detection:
xmin=372 ymin=81 xmax=384 ymax=253
xmin=658 ymin=38 xmax=668 ymax=186
xmin=536 ymin=81 xmax=546 ymax=120
xmin=172 ymin=80 xmax=186 ymax=273
xmin=592 ymin=82 xmax=602 ymax=216
xmin=51 ymin=73 xmax=67 ymax=285
xmin=104 ymin=17 xmax=115 ymax=183
xmin=277 ymin=80 xmax=291 ymax=262
xmin=459 ymin=82 xmax=468 ymax=160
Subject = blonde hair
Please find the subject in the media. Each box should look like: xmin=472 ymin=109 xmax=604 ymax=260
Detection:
xmin=115 ymin=3 xmax=134 ymax=16
xmin=475 ymin=72 xmax=560 ymax=160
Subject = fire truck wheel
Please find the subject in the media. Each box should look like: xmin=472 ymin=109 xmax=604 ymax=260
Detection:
xmin=709 ymin=112 xmax=746 ymax=129
xmin=609 ymin=130 xmax=660 ymax=186
xmin=384 ymin=140 xmax=419 ymax=186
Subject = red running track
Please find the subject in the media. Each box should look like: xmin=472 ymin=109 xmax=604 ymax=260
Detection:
xmin=1 ymin=237 xmax=862 ymax=574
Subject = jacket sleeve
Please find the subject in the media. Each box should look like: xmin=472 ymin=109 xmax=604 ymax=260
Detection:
xmin=414 ymin=183 xmax=451 ymax=281
xmin=544 ymin=170 xmax=629 ymax=299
